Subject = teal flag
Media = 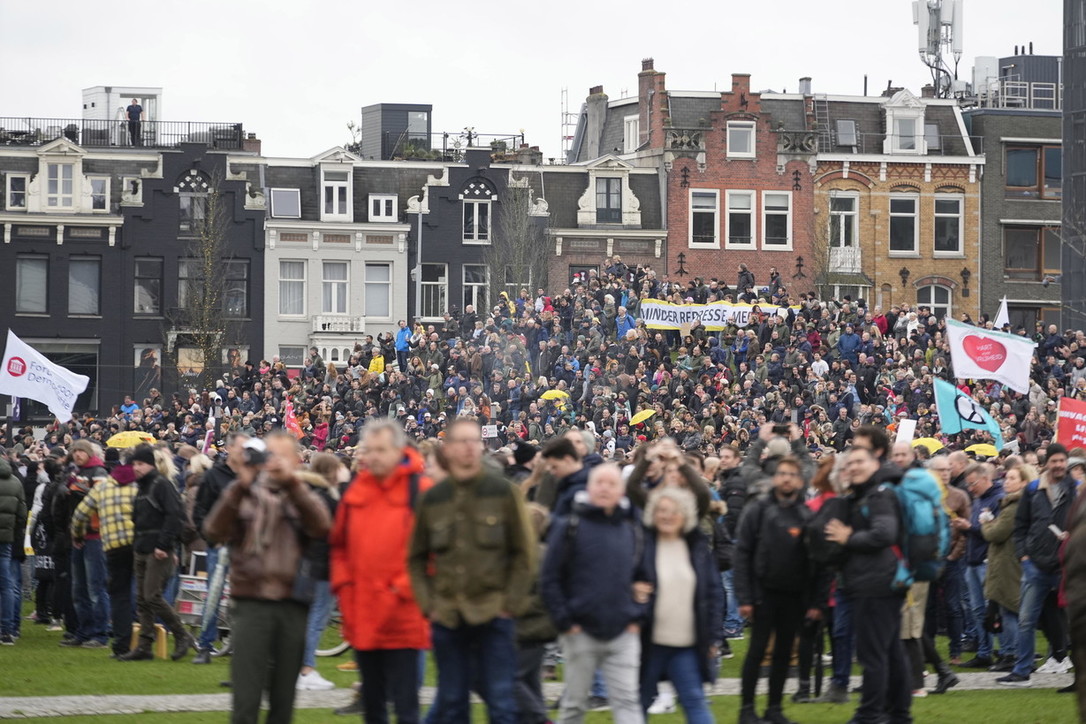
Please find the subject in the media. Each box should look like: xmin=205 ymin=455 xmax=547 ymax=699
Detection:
xmin=933 ymin=378 xmax=1004 ymax=450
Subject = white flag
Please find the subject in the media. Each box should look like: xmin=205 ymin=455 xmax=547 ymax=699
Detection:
xmin=945 ymin=319 xmax=1036 ymax=394
xmin=993 ymin=296 xmax=1010 ymax=330
xmin=0 ymin=330 xmax=89 ymax=422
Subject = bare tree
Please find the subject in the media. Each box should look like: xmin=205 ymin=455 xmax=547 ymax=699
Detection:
xmin=484 ymin=178 xmax=550 ymax=312
xmin=168 ymin=169 xmax=240 ymax=392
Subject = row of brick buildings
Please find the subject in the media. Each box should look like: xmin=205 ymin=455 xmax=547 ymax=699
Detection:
xmin=0 ymin=57 xmax=1066 ymax=414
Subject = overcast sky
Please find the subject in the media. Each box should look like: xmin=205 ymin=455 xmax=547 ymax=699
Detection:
xmin=0 ymin=1 xmax=1063 ymax=161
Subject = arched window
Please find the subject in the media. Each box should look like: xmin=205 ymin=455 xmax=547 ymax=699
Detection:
xmin=460 ymin=178 xmax=496 ymax=244
xmin=878 ymin=283 xmax=892 ymax=309
xmin=916 ymin=284 xmax=952 ymax=319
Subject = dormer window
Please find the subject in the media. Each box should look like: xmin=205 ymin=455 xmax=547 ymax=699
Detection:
xmin=882 ymin=90 xmax=926 ymax=155
xmin=460 ymin=178 xmax=496 ymax=244
xmin=321 ymin=167 xmax=352 ymax=220
xmin=46 ymin=163 xmax=74 ymax=208
xmin=895 ymin=118 xmax=917 ymax=151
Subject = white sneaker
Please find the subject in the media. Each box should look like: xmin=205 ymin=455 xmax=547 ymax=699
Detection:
xmin=1036 ymin=656 xmax=1071 ymax=674
xmin=296 ymin=670 xmax=335 ymax=691
xmin=647 ymin=690 xmax=676 ymax=714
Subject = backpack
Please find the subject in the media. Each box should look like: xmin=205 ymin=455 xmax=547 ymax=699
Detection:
xmin=881 ymin=468 xmax=949 ymax=584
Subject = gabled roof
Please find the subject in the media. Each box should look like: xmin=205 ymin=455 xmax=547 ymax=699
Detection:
xmin=36 ymin=137 xmax=86 ymax=157
xmin=310 ymin=147 xmax=361 ymax=164
xmin=572 ymin=154 xmax=636 ymax=169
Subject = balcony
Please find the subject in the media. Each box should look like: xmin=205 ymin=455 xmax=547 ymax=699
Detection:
xmin=382 ymin=131 xmax=525 ymax=161
xmin=0 ymin=118 xmax=245 ymax=150
xmin=829 ymin=245 xmax=862 ymax=273
xmin=311 ymin=315 xmax=367 ymax=334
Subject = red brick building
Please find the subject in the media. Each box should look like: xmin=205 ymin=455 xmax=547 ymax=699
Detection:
xmin=569 ymin=60 xmax=818 ymax=296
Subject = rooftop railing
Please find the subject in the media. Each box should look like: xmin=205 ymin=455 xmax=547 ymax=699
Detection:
xmin=0 ymin=118 xmax=246 ymax=150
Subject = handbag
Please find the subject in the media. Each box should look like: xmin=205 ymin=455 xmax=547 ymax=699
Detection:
xmin=983 ymin=600 xmax=1003 ymax=634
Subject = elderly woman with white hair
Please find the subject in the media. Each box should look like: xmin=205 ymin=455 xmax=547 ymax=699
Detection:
xmin=638 ymin=486 xmax=723 ymax=724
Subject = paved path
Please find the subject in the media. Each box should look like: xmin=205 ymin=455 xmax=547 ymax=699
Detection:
xmin=0 ymin=672 xmax=1075 ymax=719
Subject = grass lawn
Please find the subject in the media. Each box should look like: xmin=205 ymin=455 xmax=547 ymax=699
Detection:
xmin=2 ymin=602 xmax=1080 ymax=722
xmin=3 ymin=690 xmax=1079 ymax=724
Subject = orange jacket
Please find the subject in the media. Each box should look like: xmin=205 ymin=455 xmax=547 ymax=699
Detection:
xmin=330 ymin=447 xmax=432 ymax=651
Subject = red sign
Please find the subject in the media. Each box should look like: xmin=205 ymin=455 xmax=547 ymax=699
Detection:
xmin=1056 ymin=397 xmax=1086 ymax=450
xmin=5 ymin=357 xmax=26 ymax=377
xmin=963 ymin=336 xmax=1007 ymax=373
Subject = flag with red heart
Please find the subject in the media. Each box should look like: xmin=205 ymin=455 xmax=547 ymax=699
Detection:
xmin=946 ymin=319 xmax=1036 ymax=394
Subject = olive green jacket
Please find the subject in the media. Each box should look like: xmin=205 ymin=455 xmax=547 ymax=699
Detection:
xmin=408 ymin=466 xmax=536 ymax=629
xmin=981 ymin=491 xmax=1022 ymax=613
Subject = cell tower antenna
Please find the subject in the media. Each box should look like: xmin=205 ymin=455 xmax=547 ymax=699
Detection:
xmin=912 ymin=0 xmax=964 ymax=98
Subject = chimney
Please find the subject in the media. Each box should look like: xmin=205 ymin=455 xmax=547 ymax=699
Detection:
xmin=732 ymin=73 xmax=751 ymax=97
xmin=798 ymin=77 xmax=812 ymax=96
xmin=242 ymin=132 xmax=261 ymax=155
xmin=638 ymin=59 xmax=666 ymax=149
xmin=584 ymin=85 xmax=608 ymax=160
xmin=920 ymin=84 xmax=936 ymax=98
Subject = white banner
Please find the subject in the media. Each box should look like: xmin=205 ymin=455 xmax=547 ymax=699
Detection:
xmin=0 ymin=330 xmax=89 ymax=422
xmin=945 ymin=319 xmax=1036 ymax=394
xmin=639 ymin=300 xmax=795 ymax=330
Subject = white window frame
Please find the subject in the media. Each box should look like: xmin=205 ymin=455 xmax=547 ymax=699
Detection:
xmin=623 ymin=115 xmax=640 ymax=154
xmin=420 ymin=263 xmax=448 ymax=320
xmin=364 ymin=262 xmax=392 ymax=319
xmin=726 ymin=121 xmax=756 ymax=159
xmin=46 ymin=162 xmax=74 ymax=208
xmin=321 ymin=167 xmax=352 ymax=221
xmin=462 ymin=199 xmax=491 ymax=244
xmin=828 ymin=192 xmax=859 ymax=248
xmin=463 ymin=264 xmax=489 ymax=312
xmin=688 ymin=189 xmax=720 ymax=248
xmin=724 ymin=190 xmax=756 ymax=250
xmin=269 ymin=188 xmax=301 ymax=219
xmin=68 ymin=255 xmax=101 ymax=317
xmin=87 ymin=175 xmax=109 ymax=213
xmin=761 ymin=191 xmax=793 ymax=250
xmin=933 ymin=193 xmax=964 ymax=257
xmin=278 ymin=259 xmax=306 ymax=317
xmin=368 ymin=193 xmax=398 ymax=222
xmin=917 ymin=284 xmax=953 ymax=319
xmin=321 ymin=260 xmax=349 ymax=315
xmin=6 ymin=173 xmax=28 ymax=210
xmin=888 ymin=193 xmax=919 ymax=256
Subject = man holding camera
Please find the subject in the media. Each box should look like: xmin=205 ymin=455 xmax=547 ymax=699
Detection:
xmin=204 ymin=432 xmax=332 ymax=724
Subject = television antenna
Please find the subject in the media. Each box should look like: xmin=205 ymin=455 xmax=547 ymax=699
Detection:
xmin=913 ymin=0 xmax=964 ymax=98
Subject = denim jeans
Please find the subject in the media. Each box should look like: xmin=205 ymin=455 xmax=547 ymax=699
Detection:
xmin=926 ymin=558 xmax=964 ymax=656
xmin=198 ymin=546 xmax=228 ymax=650
xmin=431 ymin=617 xmax=518 ymax=724
xmin=71 ymin=540 xmax=110 ymax=644
xmin=831 ymin=590 xmax=855 ymax=688
xmin=559 ymin=629 xmax=642 ymax=724
xmin=9 ymin=555 xmax=22 ymax=636
xmin=1013 ymin=561 xmax=1062 ymax=677
xmin=722 ymin=570 xmax=743 ymax=636
xmin=302 ymin=580 xmax=333 ymax=669
xmin=640 ymin=645 xmax=712 ymax=724
xmin=999 ymin=605 xmax=1019 ymax=660
xmin=964 ymin=563 xmax=991 ymax=658
xmin=0 ymin=543 xmax=15 ymax=636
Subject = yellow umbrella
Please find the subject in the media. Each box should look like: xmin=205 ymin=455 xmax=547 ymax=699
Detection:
xmin=912 ymin=437 xmax=944 ymax=453
xmin=106 ymin=431 xmax=155 ymax=448
xmin=540 ymin=390 xmax=569 ymax=401
xmin=966 ymin=443 xmax=999 ymax=458
xmin=630 ymin=409 xmax=656 ymax=426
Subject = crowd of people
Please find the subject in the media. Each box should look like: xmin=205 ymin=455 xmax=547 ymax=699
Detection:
xmin=1 ymin=259 xmax=1085 ymax=724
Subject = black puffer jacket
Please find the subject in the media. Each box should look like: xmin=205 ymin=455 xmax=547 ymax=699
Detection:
xmin=133 ymin=471 xmax=183 ymax=555
xmin=840 ymin=468 xmax=903 ymax=598
xmin=193 ymin=460 xmax=237 ymax=539
xmin=0 ymin=459 xmax=27 ymax=545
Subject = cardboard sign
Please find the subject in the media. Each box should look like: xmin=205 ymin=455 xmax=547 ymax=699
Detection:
xmin=896 ymin=419 xmax=917 ymax=444
xmin=1056 ymin=397 xmax=1086 ymax=450
xmin=481 ymin=424 xmax=499 ymax=439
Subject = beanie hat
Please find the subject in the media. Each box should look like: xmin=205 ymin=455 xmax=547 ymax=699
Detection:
xmin=128 ymin=444 xmax=156 ymax=467
xmin=513 ymin=442 xmax=538 ymax=466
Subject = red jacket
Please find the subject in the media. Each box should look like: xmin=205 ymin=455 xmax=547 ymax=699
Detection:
xmin=330 ymin=448 xmax=432 ymax=650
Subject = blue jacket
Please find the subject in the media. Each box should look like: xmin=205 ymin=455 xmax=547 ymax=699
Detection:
xmin=615 ymin=314 xmax=637 ymax=339
xmin=963 ymin=482 xmax=1003 ymax=566
xmin=395 ymin=327 xmax=412 ymax=352
xmin=837 ymin=332 xmax=861 ymax=363
xmin=640 ymin=528 xmax=724 ymax=683
xmin=552 ymin=466 xmax=591 ymax=517
xmin=541 ymin=495 xmax=646 ymax=641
